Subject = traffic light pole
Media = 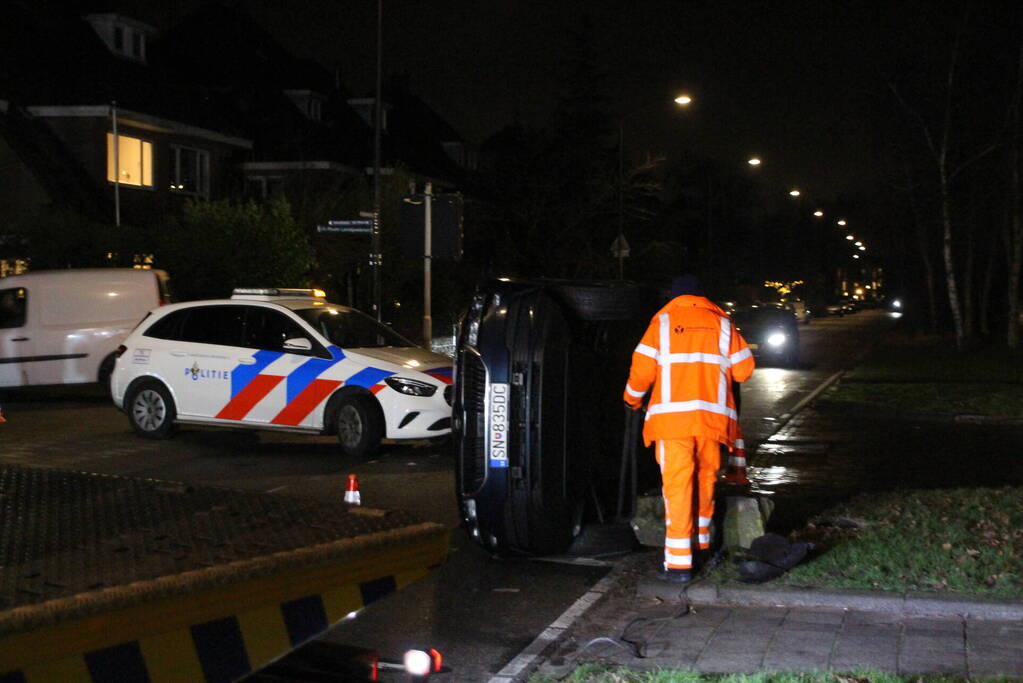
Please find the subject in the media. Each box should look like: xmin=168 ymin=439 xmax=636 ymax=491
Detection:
xmin=423 ymin=182 xmax=433 ymax=346
xmin=371 ymin=0 xmax=383 ymax=321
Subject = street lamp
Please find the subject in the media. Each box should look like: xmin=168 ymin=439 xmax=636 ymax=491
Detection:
xmin=617 ymin=94 xmax=693 ymax=278
xmin=814 ymin=210 xmax=824 ymax=217
xmin=837 ymin=219 xmax=847 ymax=226
xmin=789 ymin=189 xmax=801 ymax=197
xmin=747 ymin=157 xmax=762 ymax=166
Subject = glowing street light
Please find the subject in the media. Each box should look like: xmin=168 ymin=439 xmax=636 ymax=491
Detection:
xmin=859 ymin=245 xmax=866 ymax=251
xmin=814 ymin=210 xmax=824 ymax=217
xmin=837 ymin=219 xmax=847 ymax=226
xmin=855 ymin=241 xmax=862 ymax=246
xmin=846 ymin=234 xmax=854 ymax=240
xmin=674 ymin=94 xmax=693 ymax=106
xmin=789 ymin=189 xmax=801 ymax=197
xmin=747 ymin=157 xmax=762 ymax=166
xmin=853 ymin=254 xmax=860 ymax=259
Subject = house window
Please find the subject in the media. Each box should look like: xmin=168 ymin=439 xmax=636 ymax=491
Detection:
xmin=106 ymin=133 xmax=153 ymax=187
xmin=171 ymin=146 xmax=210 ymax=195
xmin=245 ymin=175 xmax=284 ymax=199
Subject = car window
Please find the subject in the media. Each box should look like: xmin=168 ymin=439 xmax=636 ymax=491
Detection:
xmin=242 ymin=307 xmax=311 ymax=352
xmin=143 ymin=308 xmax=188 ymax=340
xmin=0 ymin=287 xmax=27 ymax=329
xmin=154 ymin=305 xmax=244 ymax=347
xmin=294 ymin=307 xmax=415 ymax=348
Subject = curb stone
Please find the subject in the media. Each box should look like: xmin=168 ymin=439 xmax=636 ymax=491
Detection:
xmin=637 ymin=578 xmax=1023 ymax=620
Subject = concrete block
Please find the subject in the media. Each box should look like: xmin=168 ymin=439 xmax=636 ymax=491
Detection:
xmin=722 ymin=495 xmax=765 ymax=550
xmin=630 ymin=494 xmax=664 ymax=547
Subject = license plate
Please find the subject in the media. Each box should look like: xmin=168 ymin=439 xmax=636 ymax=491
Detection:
xmin=488 ymin=383 xmax=509 ymax=468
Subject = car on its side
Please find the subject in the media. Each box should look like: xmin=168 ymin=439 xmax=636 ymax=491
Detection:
xmin=731 ymin=302 xmax=800 ymax=367
xmin=111 ymin=288 xmax=452 ymax=458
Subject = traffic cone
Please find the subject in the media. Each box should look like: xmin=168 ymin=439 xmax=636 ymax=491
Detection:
xmin=723 ymin=439 xmax=750 ymax=485
xmin=344 ymin=473 xmax=361 ymax=505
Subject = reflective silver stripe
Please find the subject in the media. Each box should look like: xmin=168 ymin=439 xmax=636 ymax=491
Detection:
xmin=717 ymin=321 xmax=731 ymax=406
xmin=662 ymin=352 xmax=724 ymax=364
xmin=665 ymin=549 xmax=692 ymax=562
xmin=647 ymin=400 xmax=738 ymax=420
xmin=729 ymin=455 xmax=747 ymax=466
xmin=698 ymin=516 xmax=712 ymax=527
xmin=665 ymin=536 xmax=691 ymax=549
xmin=625 ymin=384 xmax=645 ymax=398
xmin=635 ymin=343 xmax=658 ymax=359
xmin=658 ymin=313 xmax=671 ymax=405
xmin=735 ymin=438 xmax=745 ymax=449
xmin=698 ymin=533 xmax=710 ymax=544
xmin=730 ymin=347 xmax=752 ymax=364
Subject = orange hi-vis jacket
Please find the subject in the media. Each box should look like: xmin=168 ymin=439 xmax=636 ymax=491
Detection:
xmin=623 ymin=295 xmax=755 ymax=447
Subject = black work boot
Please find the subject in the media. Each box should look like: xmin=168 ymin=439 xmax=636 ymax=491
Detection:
xmin=658 ymin=568 xmax=693 ymax=584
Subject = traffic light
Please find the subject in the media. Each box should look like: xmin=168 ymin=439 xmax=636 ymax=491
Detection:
xmin=400 ymin=193 xmax=463 ymax=261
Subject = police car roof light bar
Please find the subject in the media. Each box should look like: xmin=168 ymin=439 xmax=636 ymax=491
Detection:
xmin=231 ymin=288 xmax=326 ymax=299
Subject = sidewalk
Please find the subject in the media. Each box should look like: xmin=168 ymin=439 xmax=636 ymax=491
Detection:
xmin=526 ymin=400 xmax=1023 ymax=681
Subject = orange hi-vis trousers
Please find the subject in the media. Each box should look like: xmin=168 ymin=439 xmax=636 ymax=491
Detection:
xmin=656 ymin=437 xmax=720 ymax=570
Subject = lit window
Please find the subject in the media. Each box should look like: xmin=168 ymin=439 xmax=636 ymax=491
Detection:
xmin=171 ymin=146 xmax=210 ymax=195
xmin=106 ymin=133 xmax=153 ymax=187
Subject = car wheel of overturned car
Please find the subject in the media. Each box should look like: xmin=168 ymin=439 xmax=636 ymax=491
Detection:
xmin=334 ymin=394 xmax=384 ymax=459
xmin=549 ymin=281 xmax=641 ymax=320
xmin=127 ymin=380 xmax=177 ymax=439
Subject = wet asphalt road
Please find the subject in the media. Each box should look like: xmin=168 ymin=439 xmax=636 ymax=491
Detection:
xmin=0 ymin=309 xmax=897 ymax=680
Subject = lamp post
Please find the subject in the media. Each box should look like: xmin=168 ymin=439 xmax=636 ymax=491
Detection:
xmin=616 ymin=94 xmax=692 ymax=278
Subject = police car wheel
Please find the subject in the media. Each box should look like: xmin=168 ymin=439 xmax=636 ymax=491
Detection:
xmin=335 ymin=396 xmax=383 ymax=459
xmin=127 ymin=381 xmax=177 ymax=439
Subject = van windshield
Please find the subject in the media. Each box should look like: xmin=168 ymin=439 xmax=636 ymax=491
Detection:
xmin=294 ymin=307 xmax=415 ymax=349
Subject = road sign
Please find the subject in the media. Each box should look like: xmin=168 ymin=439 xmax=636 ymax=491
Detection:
xmin=317 ymin=219 xmax=373 ymax=235
xmin=610 ymin=234 xmax=630 ymax=258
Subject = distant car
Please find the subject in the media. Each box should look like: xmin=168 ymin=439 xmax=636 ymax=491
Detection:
xmin=111 ymin=288 xmax=452 ymax=458
xmin=731 ymin=303 xmax=800 ymax=367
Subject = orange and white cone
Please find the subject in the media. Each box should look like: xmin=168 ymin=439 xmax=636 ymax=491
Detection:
xmin=723 ymin=439 xmax=750 ymax=485
xmin=344 ymin=473 xmax=361 ymax=505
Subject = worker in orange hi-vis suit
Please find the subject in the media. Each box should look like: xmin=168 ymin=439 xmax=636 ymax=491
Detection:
xmin=623 ymin=275 xmax=755 ymax=583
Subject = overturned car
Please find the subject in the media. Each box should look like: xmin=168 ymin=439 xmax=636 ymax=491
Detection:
xmin=452 ymin=278 xmax=661 ymax=556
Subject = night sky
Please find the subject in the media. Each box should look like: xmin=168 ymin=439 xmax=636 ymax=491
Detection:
xmin=110 ymin=1 xmax=1017 ymax=203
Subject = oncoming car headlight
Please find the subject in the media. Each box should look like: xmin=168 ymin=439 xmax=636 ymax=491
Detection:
xmin=385 ymin=377 xmax=437 ymax=397
xmin=766 ymin=332 xmax=787 ymax=348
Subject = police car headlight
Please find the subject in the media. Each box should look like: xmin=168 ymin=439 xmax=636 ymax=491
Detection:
xmin=385 ymin=377 xmax=437 ymax=397
xmin=766 ymin=332 xmax=787 ymax=347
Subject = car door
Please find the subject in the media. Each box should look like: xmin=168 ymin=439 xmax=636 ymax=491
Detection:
xmin=0 ymin=286 xmax=29 ymax=387
xmin=164 ymin=305 xmax=246 ymax=420
xmin=232 ymin=306 xmax=335 ymax=427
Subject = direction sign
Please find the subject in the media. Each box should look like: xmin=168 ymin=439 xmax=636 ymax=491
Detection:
xmin=610 ymin=233 xmax=630 ymax=258
xmin=317 ymin=219 xmax=373 ymax=235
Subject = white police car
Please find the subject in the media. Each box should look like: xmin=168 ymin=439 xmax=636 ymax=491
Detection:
xmin=110 ymin=288 xmax=452 ymax=458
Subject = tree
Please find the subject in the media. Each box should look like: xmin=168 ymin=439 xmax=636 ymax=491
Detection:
xmin=147 ymin=197 xmax=315 ymax=300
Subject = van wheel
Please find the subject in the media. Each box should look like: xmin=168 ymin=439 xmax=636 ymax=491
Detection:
xmin=335 ymin=395 xmax=383 ymax=459
xmin=127 ymin=381 xmax=177 ymax=439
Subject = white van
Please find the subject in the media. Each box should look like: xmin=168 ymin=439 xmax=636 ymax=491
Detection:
xmin=0 ymin=268 xmax=171 ymax=388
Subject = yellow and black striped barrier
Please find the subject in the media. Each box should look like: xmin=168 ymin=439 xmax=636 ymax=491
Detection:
xmin=0 ymin=465 xmax=449 ymax=683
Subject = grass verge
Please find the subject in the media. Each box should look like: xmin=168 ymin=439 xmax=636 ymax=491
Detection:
xmin=817 ymin=334 xmax=1023 ymax=418
xmin=710 ymin=487 xmax=1023 ymax=598
xmin=529 ymin=664 xmax=1015 ymax=682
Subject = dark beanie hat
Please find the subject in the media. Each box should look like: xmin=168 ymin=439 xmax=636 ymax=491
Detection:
xmin=671 ymin=274 xmax=702 ymax=297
